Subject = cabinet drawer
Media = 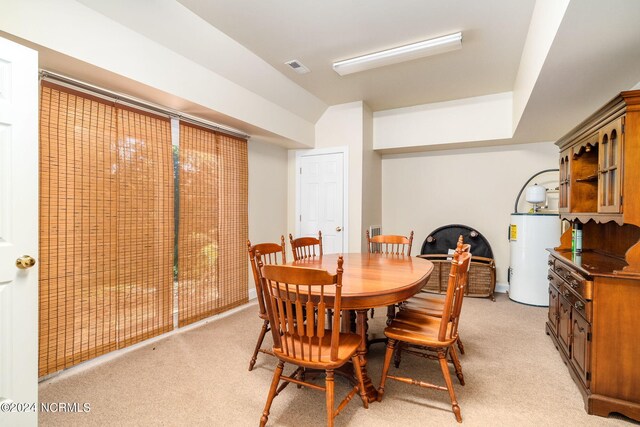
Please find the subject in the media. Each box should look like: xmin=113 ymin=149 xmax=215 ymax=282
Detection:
xmin=548 ymin=269 xmax=564 ymax=291
xmin=558 ymin=284 xmax=592 ymax=322
xmin=553 ymin=260 xmax=593 ymax=301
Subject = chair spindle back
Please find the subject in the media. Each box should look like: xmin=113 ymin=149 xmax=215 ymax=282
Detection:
xmin=248 ymin=237 xmax=287 ymax=317
xmin=366 ymin=230 xmax=414 ymax=255
xmin=257 ymin=255 xmax=343 ymax=362
xmin=289 ymin=231 xmax=323 ymax=261
xmin=438 ymin=237 xmax=472 ymax=342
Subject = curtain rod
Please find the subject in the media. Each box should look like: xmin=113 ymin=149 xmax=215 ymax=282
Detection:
xmin=39 ymin=70 xmax=250 ymax=140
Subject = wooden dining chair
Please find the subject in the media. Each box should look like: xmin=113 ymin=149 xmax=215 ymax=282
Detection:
xmin=247 ymin=237 xmax=287 ymax=371
xmin=366 ymin=229 xmax=414 ymax=256
xmin=257 ymin=255 xmax=367 ymax=427
xmin=399 ymin=239 xmax=471 ymax=355
xmin=289 ymin=231 xmax=323 ymax=261
xmin=378 ymin=245 xmax=472 ymax=423
xmin=366 ymin=230 xmax=414 ymax=325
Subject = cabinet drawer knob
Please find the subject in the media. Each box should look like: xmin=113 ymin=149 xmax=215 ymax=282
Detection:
xmin=574 ymin=301 xmax=585 ymax=310
xmin=569 ymin=270 xmax=585 ymax=281
xmin=548 ymin=275 xmax=553 ymax=281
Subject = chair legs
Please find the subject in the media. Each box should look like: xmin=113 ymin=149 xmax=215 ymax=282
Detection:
xmin=351 ymin=355 xmax=369 ymax=409
xmin=378 ymin=338 xmax=396 ymax=401
xmin=378 ymin=342 xmax=463 ymax=423
xmin=457 ymin=335 xmax=465 ymax=355
xmin=438 ymin=350 xmax=462 ymax=423
xmin=260 ymin=361 xmax=284 ymax=427
xmin=368 ymin=305 xmax=396 ymax=323
xmin=394 ymin=345 xmax=465 ymax=386
xmin=249 ymin=319 xmax=270 ymax=371
xmin=386 ymin=304 xmax=396 ymax=326
xmin=325 ymin=359 xmax=368 ymax=426
xmin=260 ymin=357 xmax=367 ymax=426
xmin=393 ymin=341 xmax=403 ymax=368
xmin=325 ymin=370 xmax=335 ymax=427
xmin=449 ymin=347 xmax=465 ymax=386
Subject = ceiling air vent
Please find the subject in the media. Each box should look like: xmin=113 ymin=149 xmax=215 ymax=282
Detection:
xmin=285 ymin=60 xmax=310 ymax=74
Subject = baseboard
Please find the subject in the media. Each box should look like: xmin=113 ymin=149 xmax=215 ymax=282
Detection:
xmin=495 ymin=281 xmax=508 ymax=294
xmin=40 ymin=299 xmax=257 ymax=384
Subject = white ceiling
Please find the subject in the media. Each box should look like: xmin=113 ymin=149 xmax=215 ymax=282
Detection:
xmin=60 ymin=0 xmax=640 ymax=146
xmin=176 ymin=0 xmax=536 ymax=112
xmin=513 ymin=0 xmax=640 ymax=142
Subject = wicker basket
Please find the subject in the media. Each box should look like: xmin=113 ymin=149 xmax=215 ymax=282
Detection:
xmin=418 ymin=254 xmax=496 ymax=300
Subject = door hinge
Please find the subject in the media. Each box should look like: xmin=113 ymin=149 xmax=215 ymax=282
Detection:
xmin=620 ymin=195 xmax=623 ymax=206
xmin=299 ymin=167 xmax=302 ymax=174
xmin=621 ymin=124 xmax=625 ymax=134
xmin=587 ymin=332 xmax=592 ymax=342
xmin=299 ymin=214 xmax=302 ymax=222
xmin=586 ymin=372 xmax=591 ymax=381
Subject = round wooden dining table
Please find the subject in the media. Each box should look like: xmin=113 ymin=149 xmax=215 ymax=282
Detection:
xmin=289 ymin=252 xmax=433 ymax=403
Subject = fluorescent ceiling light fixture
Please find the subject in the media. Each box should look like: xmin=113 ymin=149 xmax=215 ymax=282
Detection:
xmin=332 ymin=32 xmax=462 ymax=76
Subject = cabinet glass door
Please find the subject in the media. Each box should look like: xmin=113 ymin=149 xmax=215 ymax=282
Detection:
xmin=598 ymin=117 xmax=623 ymax=213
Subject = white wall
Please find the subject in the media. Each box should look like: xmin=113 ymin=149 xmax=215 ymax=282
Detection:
xmin=374 ymin=92 xmax=513 ymax=150
xmin=382 ymin=141 xmax=558 ymax=291
xmin=289 ymin=102 xmax=366 ymax=252
xmin=361 ymin=103 xmax=382 ymax=251
xmin=247 ymin=139 xmax=288 ymax=298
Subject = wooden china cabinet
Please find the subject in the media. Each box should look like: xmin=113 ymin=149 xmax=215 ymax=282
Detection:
xmin=546 ymin=90 xmax=640 ymax=422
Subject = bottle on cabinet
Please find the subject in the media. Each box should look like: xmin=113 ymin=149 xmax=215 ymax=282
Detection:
xmin=572 ymin=222 xmax=583 ymax=254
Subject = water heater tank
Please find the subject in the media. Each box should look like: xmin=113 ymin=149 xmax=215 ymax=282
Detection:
xmin=509 ymin=213 xmax=560 ymax=306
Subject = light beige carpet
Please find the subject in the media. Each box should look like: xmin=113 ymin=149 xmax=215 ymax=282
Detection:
xmin=39 ymin=294 xmax=637 ymax=426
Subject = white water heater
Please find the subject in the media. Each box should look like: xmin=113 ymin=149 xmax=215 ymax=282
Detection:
xmin=508 ymin=213 xmax=560 ymax=306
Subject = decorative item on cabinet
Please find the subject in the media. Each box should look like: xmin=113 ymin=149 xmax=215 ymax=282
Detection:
xmin=571 ymin=222 xmax=582 ymax=254
xmin=547 ymin=89 xmax=640 ymax=422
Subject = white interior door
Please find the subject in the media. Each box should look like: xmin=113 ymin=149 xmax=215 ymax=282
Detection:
xmin=298 ymin=152 xmax=344 ymax=254
xmin=0 ymin=37 xmax=39 ymax=426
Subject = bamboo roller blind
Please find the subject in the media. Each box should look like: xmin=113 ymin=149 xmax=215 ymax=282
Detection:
xmin=39 ymin=82 xmax=249 ymax=376
xmin=39 ymin=82 xmax=174 ymax=376
xmin=178 ymin=123 xmax=248 ymax=327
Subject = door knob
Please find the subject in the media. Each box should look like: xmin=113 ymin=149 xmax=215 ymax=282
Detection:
xmin=16 ymin=255 xmax=36 ymax=270
xmin=336 ymin=226 xmax=342 ymax=232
